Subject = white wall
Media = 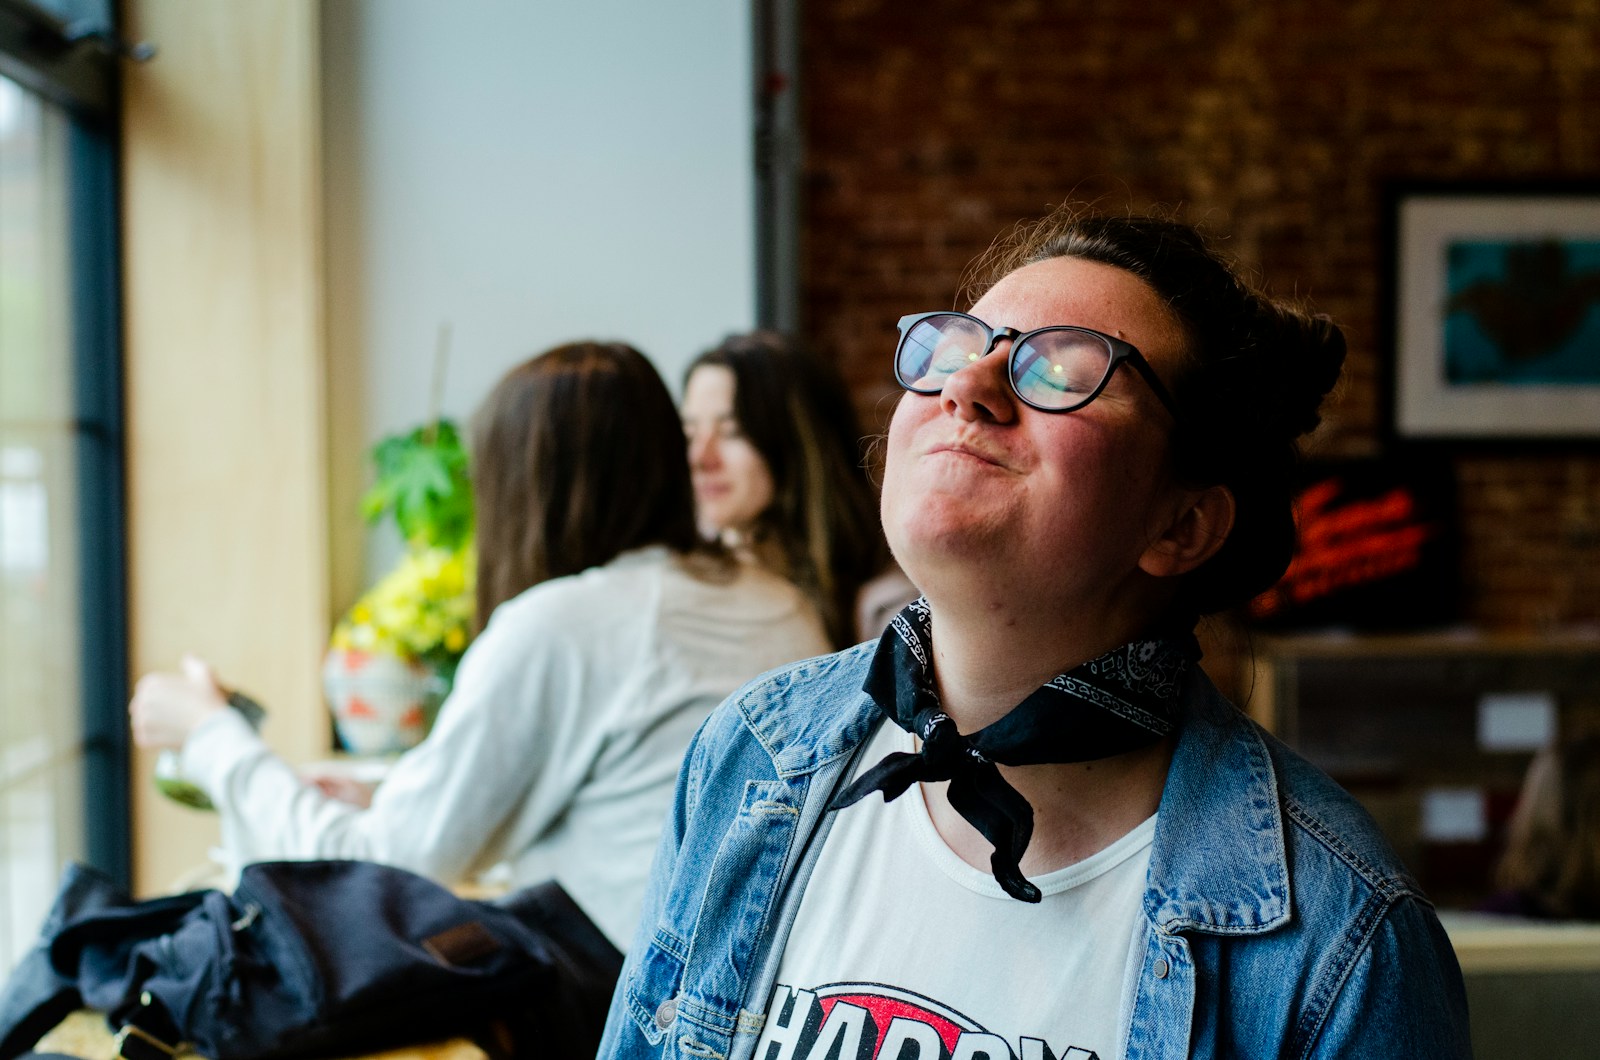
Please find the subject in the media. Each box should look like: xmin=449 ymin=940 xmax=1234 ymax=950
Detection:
xmin=321 ymin=0 xmax=755 ymax=591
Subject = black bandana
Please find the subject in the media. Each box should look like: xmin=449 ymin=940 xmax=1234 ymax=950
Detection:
xmin=829 ymin=597 xmax=1198 ymax=903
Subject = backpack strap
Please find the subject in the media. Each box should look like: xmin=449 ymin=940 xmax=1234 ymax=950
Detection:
xmin=107 ymin=994 xmax=182 ymax=1060
xmin=0 ymin=940 xmax=82 ymax=1060
xmin=110 ymin=1024 xmax=178 ymax=1060
xmin=0 ymin=865 xmax=135 ymax=1060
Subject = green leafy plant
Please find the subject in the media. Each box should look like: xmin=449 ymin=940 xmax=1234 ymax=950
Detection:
xmin=360 ymin=420 xmax=474 ymax=551
xmin=337 ymin=418 xmax=477 ymax=673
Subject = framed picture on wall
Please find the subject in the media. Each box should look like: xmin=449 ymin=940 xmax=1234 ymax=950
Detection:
xmin=1387 ymin=183 xmax=1600 ymax=441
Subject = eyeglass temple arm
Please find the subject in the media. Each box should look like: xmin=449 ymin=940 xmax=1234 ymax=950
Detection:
xmin=1124 ymin=352 xmax=1183 ymax=421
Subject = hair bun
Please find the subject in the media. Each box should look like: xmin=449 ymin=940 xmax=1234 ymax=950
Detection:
xmin=1254 ymin=304 xmax=1347 ymax=441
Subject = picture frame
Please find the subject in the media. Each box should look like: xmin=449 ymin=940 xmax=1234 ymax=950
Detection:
xmin=1386 ymin=182 xmax=1600 ymax=442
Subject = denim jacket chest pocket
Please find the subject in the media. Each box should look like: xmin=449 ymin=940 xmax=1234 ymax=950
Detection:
xmin=624 ymin=778 xmax=808 ymax=1058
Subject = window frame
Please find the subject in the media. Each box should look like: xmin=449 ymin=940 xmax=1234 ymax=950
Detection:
xmin=0 ymin=0 xmax=130 ymax=886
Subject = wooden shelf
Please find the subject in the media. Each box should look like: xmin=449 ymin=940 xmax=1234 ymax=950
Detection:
xmin=1244 ymin=628 xmax=1600 ymax=733
xmin=1255 ymin=627 xmax=1600 ymax=660
xmin=1243 ymin=631 xmax=1600 ymax=910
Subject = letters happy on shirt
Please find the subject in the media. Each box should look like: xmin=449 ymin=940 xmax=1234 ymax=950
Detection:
xmin=757 ymin=981 xmax=1100 ymax=1060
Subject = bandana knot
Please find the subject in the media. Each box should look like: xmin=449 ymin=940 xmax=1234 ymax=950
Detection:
xmin=829 ymin=598 xmax=1196 ymax=904
xmin=917 ymin=712 xmax=986 ymax=773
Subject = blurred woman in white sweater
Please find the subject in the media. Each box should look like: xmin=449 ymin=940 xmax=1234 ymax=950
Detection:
xmin=129 ymin=341 xmax=830 ymax=948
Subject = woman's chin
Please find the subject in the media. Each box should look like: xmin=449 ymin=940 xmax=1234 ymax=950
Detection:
xmin=888 ymin=509 xmax=1007 ymax=574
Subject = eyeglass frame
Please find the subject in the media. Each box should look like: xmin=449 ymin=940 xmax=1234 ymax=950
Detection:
xmin=893 ymin=310 xmax=1183 ymax=420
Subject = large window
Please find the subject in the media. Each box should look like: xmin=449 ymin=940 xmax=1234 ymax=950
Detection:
xmin=0 ymin=0 xmax=127 ymax=971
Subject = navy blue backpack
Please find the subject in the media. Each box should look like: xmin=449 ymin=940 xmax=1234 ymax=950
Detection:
xmin=0 ymin=860 xmax=621 ymax=1060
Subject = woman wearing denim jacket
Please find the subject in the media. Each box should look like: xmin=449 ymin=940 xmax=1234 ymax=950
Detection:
xmin=599 ymin=208 xmax=1472 ymax=1060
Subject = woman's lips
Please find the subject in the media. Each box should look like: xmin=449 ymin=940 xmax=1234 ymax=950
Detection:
xmin=929 ymin=439 xmax=1011 ymax=470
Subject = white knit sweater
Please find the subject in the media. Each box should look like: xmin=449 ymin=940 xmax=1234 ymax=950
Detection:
xmin=180 ymin=546 xmax=830 ymax=946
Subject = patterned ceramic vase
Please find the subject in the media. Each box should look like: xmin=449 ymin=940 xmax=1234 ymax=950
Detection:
xmin=321 ymin=646 xmax=449 ymax=756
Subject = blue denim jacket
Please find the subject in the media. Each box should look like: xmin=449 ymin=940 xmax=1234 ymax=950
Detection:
xmin=598 ymin=643 xmax=1472 ymax=1060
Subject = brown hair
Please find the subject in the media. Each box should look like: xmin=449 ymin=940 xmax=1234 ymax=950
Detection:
xmin=471 ymin=341 xmax=700 ymax=624
xmin=686 ymin=332 xmax=888 ymax=648
xmin=1496 ymin=734 xmax=1600 ymax=919
xmin=969 ymin=205 xmax=1347 ymax=617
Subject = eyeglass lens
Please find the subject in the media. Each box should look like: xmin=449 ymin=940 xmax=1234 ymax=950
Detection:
xmin=897 ymin=314 xmax=1117 ymax=412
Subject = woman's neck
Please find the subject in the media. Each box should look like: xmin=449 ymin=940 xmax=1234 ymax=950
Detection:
xmin=915 ymin=586 xmax=1181 ymax=876
xmin=924 ymin=591 xmax=1164 ymax=732
xmin=922 ymin=738 xmax=1175 ymax=876
xmin=719 ymin=524 xmax=789 ymax=572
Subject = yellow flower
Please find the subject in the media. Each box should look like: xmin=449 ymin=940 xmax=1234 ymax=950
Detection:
xmin=331 ymin=543 xmax=476 ymax=667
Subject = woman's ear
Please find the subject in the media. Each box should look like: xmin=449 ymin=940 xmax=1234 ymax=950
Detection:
xmin=1138 ymin=484 xmax=1235 ymax=578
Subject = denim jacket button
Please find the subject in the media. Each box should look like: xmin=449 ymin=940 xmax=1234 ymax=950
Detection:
xmin=655 ymin=996 xmax=679 ymax=1028
xmin=1153 ymin=958 xmax=1170 ymax=979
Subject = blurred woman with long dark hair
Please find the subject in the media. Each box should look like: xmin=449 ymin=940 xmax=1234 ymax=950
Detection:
xmin=130 ymin=341 xmax=830 ymax=948
xmin=681 ymin=331 xmax=893 ymax=648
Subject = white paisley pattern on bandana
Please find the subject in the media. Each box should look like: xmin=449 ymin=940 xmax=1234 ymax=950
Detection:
xmin=1043 ymin=639 xmax=1190 ymax=733
xmin=890 ymin=597 xmax=934 ymax=670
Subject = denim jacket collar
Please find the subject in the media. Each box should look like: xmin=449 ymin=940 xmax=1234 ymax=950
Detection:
xmin=737 ymin=648 xmax=1291 ymax=938
xmin=736 ymin=643 xmax=881 ymax=779
xmin=1145 ymin=677 xmax=1291 ymax=936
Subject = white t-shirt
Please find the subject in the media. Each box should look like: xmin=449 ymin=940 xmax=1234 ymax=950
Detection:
xmin=181 ymin=546 xmax=830 ymax=947
xmin=755 ymin=723 xmax=1154 ymax=1060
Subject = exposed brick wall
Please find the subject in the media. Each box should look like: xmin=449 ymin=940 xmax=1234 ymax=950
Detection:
xmin=799 ymin=0 xmax=1600 ymax=632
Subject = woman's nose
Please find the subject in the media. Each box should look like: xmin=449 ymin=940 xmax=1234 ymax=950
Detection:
xmin=688 ymin=433 xmax=719 ymax=468
xmin=939 ymin=339 xmax=1018 ymax=424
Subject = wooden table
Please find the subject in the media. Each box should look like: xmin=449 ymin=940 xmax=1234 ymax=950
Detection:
xmin=1439 ymin=910 xmax=1600 ymax=974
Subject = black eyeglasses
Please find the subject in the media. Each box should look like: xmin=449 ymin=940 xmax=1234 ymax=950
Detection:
xmin=893 ymin=311 xmax=1181 ymax=418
